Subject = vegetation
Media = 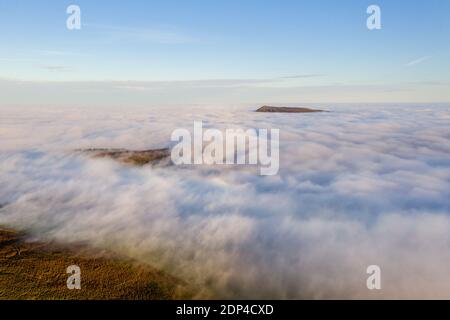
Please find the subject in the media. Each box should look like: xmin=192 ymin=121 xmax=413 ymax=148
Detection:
xmin=0 ymin=228 xmax=190 ymax=300
xmin=78 ymin=148 xmax=171 ymax=166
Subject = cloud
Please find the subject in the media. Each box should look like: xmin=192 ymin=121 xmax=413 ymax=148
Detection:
xmin=406 ymin=81 xmax=449 ymax=86
xmin=280 ymin=74 xmax=325 ymax=79
xmin=84 ymin=23 xmax=198 ymax=44
xmin=405 ymin=56 xmax=432 ymax=67
xmin=40 ymin=65 xmax=71 ymax=72
xmin=35 ymin=50 xmax=90 ymax=58
xmin=0 ymin=58 xmax=37 ymax=62
xmin=2 ymin=77 xmax=449 ymax=106
xmin=1 ymin=104 xmax=450 ymax=298
xmin=112 ymin=79 xmax=277 ymax=91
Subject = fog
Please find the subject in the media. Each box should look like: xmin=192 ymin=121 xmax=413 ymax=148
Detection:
xmin=1 ymin=104 xmax=450 ymax=298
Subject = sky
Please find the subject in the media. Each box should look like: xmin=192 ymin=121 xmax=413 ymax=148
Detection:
xmin=1 ymin=0 xmax=450 ymax=105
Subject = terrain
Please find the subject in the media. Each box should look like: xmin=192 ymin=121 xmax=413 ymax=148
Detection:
xmin=256 ymin=106 xmax=325 ymax=113
xmin=77 ymin=148 xmax=171 ymax=166
xmin=0 ymin=227 xmax=190 ymax=300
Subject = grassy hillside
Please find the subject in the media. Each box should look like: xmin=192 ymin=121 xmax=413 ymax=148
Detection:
xmin=0 ymin=227 xmax=190 ymax=300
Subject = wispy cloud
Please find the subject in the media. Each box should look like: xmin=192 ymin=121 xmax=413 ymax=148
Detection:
xmin=40 ymin=65 xmax=71 ymax=72
xmin=407 ymin=81 xmax=449 ymax=86
xmin=0 ymin=52 xmax=85 ymax=65
xmin=2 ymin=76 xmax=450 ymax=105
xmin=37 ymin=50 xmax=89 ymax=57
xmin=112 ymin=79 xmax=276 ymax=91
xmin=280 ymin=74 xmax=325 ymax=79
xmin=84 ymin=23 xmax=197 ymax=44
xmin=405 ymin=56 xmax=432 ymax=67
xmin=0 ymin=58 xmax=37 ymax=63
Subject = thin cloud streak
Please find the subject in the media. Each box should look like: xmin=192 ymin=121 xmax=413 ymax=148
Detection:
xmin=405 ymin=56 xmax=432 ymax=67
xmin=280 ymin=74 xmax=325 ymax=79
xmin=39 ymin=65 xmax=71 ymax=72
xmin=84 ymin=23 xmax=198 ymax=44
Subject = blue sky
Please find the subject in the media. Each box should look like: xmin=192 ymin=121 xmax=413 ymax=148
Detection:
xmin=1 ymin=0 xmax=450 ymax=105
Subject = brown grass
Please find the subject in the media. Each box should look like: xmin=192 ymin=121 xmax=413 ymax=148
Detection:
xmin=77 ymin=148 xmax=171 ymax=166
xmin=0 ymin=228 xmax=191 ymax=300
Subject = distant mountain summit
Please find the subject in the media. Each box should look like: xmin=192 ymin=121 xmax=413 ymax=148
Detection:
xmin=256 ymin=106 xmax=324 ymax=113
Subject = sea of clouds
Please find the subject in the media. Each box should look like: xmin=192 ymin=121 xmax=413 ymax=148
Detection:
xmin=1 ymin=103 xmax=450 ymax=299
